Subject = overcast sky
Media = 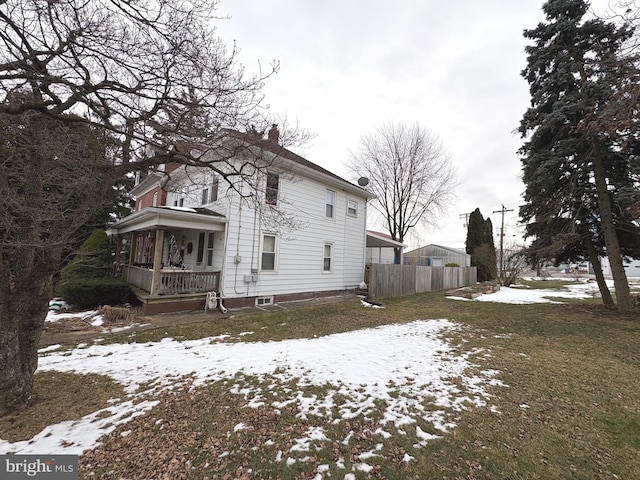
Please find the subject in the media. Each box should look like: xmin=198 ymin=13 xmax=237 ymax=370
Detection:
xmin=215 ymin=0 xmax=616 ymax=249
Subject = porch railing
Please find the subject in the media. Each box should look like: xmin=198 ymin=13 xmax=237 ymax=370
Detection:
xmin=122 ymin=266 xmax=220 ymax=295
xmin=123 ymin=266 xmax=153 ymax=292
xmin=158 ymin=270 xmax=220 ymax=295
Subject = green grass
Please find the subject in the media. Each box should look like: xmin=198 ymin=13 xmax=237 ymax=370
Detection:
xmin=8 ymin=291 xmax=640 ymax=478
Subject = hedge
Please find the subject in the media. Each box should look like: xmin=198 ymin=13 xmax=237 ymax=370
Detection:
xmin=56 ymin=277 xmax=134 ymax=310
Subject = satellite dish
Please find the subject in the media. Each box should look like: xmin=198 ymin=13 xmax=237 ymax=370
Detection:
xmin=357 ymin=177 xmax=369 ymax=187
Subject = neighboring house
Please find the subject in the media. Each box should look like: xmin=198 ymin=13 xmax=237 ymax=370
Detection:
xmin=592 ymin=257 xmax=640 ymax=278
xmin=404 ymin=244 xmax=471 ymax=267
xmin=366 ymin=231 xmax=405 ymax=264
xmin=108 ymin=127 xmax=373 ymax=313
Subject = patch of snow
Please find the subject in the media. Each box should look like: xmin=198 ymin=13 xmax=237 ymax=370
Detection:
xmin=38 ymin=344 xmax=61 ymax=354
xmin=45 ymin=310 xmax=98 ymax=323
xmin=454 ymin=283 xmax=597 ymax=304
xmin=354 ymin=462 xmax=373 ymax=473
xmin=360 ymin=299 xmax=384 ymax=309
xmin=3 ymin=319 xmax=502 ymax=458
xmin=233 ymin=422 xmax=250 ymax=432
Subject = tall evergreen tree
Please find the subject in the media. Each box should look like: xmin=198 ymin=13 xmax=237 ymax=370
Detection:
xmin=519 ymin=0 xmax=640 ymax=312
xmin=465 ymin=208 xmax=497 ymax=282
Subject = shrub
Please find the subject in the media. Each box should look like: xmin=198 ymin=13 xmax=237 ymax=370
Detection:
xmin=57 ymin=277 xmax=134 ymax=310
xmin=98 ymin=305 xmax=135 ymax=325
xmin=445 ymin=263 xmax=460 ymax=267
xmin=58 ymin=229 xmax=112 ymax=282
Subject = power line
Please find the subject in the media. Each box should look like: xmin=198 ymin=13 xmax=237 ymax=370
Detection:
xmin=493 ymin=204 xmax=514 ymax=279
xmin=459 ymin=212 xmax=471 ymax=228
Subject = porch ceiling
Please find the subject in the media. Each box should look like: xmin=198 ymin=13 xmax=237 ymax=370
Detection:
xmin=109 ymin=206 xmax=227 ymax=234
xmin=366 ymin=231 xmax=405 ymax=249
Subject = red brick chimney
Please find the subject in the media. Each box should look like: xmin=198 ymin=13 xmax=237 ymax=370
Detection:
xmin=267 ymin=124 xmax=279 ymax=144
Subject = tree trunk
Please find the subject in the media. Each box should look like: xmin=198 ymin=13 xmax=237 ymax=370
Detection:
xmin=590 ymin=146 xmax=634 ymax=313
xmin=0 ymin=273 xmax=52 ymax=416
xmin=585 ymin=237 xmax=615 ymax=307
xmin=393 ymin=246 xmax=402 ymax=265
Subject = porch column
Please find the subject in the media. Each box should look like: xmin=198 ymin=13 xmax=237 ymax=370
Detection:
xmin=128 ymin=234 xmax=135 ymax=267
xmin=150 ymin=229 xmax=165 ymax=295
xmin=114 ymin=234 xmax=123 ymax=265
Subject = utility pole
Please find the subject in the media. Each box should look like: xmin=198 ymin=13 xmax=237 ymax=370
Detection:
xmin=493 ymin=204 xmax=514 ymax=280
xmin=459 ymin=212 xmax=471 ymax=228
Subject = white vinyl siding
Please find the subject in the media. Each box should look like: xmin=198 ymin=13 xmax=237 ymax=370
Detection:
xmin=198 ymin=155 xmax=369 ymax=299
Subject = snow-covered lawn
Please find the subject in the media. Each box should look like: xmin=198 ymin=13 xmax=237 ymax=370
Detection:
xmin=448 ymin=277 xmax=607 ymax=304
xmin=1 ymin=278 xmax=628 ymax=473
xmin=1 ymin=319 xmax=503 ymax=462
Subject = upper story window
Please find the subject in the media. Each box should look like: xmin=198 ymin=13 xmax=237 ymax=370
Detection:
xmin=347 ymin=199 xmax=358 ymax=217
xmin=266 ymin=172 xmax=279 ymax=205
xmin=210 ymin=177 xmax=219 ymax=202
xmin=325 ymin=190 xmax=335 ymax=218
xmin=201 ymin=177 xmax=219 ymax=205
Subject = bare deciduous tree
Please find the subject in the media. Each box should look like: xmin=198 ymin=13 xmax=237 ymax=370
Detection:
xmin=347 ymin=122 xmax=458 ymax=263
xmin=0 ymin=0 xmax=305 ymax=415
xmin=499 ymin=243 xmax=529 ymax=287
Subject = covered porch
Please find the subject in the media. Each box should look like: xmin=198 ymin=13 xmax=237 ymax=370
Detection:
xmin=109 ymin=207 xmax=227 ymax=304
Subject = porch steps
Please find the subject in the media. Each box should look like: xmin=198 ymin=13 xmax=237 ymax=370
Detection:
xmin=133 ymin=289 xmax=211 ymax=315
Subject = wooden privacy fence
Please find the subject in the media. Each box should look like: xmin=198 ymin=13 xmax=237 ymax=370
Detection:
xmin=367 ymin=264 xmax=477 ymax=298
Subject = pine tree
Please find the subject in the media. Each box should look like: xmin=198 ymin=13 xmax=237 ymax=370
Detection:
xmin=519 ymin=0 xmax=640 ymax=312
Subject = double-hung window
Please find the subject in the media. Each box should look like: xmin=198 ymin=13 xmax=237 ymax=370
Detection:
xmin=210 ymin=177 xmax=219 ymax=202
xmin=266 ymin=172 xmax=279 ymax=205
xmin=197 ymin=232 xmax=214 ymax=266
xmin=325 ymin=190 xmax=335 ymax=218
xmin=347 ymin=200 xmax=357 ymax=217
xmin=202 ymin=177 xmax=219 ymax=205
xmin=262 ymin=235 xmax=276 ymax=271
xmin=323 ymin=242 xmax=333 ymax=272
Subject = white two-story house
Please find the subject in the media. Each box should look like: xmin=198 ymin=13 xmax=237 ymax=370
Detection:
xmin=109 ymin=127 xmax=373 ymax=313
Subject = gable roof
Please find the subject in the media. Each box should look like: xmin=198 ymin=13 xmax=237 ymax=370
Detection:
xmin=404 ymin=244 xmax=469 ymax=256
xmin=220 ymin=129 xmax=374 ymax=199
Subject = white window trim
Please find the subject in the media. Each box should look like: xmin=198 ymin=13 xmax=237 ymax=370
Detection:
xmin=325 ymin=189 xmax=336 ymax=219
xmin=347 ymin=199 xmax=358 ymax=217
xmin=265 ymin=172 xmax=279 ymax=206
xmin=322 ymin=241 xmax=334 ymax=272
xmin=261 ymin=234 xmax=278 ymax=272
